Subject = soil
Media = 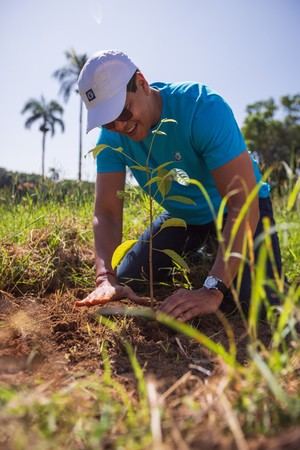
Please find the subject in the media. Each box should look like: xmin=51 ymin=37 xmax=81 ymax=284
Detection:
xmin=0 ymin=288 xmax=299 ymax=450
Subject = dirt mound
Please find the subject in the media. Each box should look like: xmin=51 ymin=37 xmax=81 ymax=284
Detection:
xmin=0 ymin=289 xmax=299 ymax=450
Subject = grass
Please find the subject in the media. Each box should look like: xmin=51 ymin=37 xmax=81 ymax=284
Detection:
xmin=0 ymin=182 xmax=300 ymax=449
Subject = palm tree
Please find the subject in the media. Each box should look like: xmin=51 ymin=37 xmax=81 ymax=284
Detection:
xmin=21 ymin=96 xmax=64 ymax=179
xmin=53 ymin=49 xmax=88 ymax=181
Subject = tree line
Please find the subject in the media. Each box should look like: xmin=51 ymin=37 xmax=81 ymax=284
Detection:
xmin=21 ymin=50 xmax=299 ymax=191
xmin=242 ymin=94 xmax=300 ymax=194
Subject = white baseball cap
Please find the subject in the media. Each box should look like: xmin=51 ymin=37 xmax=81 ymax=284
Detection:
xmin=78 ymin=50 xmax=138 ymax=132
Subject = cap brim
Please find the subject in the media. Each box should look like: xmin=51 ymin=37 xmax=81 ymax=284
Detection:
xmin=86 ymin=87 xmax=127 ymax=133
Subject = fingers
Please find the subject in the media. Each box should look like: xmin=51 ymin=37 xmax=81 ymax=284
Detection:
xmin=162 ymin=299 xmax=197 ymax=319
xmin=159 ymin=289 xmax=188 ymax=315
xmin=74 ymin=284 xmax=151 ymax=308
xmin=129 ymin=296 xmax=151 ymax=306
xmin=158 ymin=288 xmax=219 ymax=321
xmin=75 ymin=296 xmax=111 ymax=307
xmin=119 ymin=286 xmax=151 ymax=306
xmin=175 ymin=306 xmax=203 ymax=322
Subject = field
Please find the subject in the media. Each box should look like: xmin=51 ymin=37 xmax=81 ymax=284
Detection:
xmin=0 ymin=183 xmax=300 ymax=450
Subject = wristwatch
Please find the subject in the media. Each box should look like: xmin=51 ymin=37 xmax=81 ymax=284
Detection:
xmin=203 ymin=275 xmax=228 ymax=295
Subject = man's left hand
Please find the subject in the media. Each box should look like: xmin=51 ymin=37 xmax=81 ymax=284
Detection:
xmin=159 ymin=287 xmax=223 ymax=322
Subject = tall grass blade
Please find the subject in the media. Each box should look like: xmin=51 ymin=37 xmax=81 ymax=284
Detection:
xmin=225 ymin=167 xmax=273 ymax=259
xmin=287 ymin=177 xmax=300 ymax=211
xmin=156 ymin=312 xmax=239 ymax=368
xmin=248 ymin=244 xmax=267 ymax=340
xmin=188 ymin=178 xmax=216 ymax=220
xmin=124 ymin=342 xmax=148 ymax=408
xmin=249 ymin=347 xmax=295 ymax=410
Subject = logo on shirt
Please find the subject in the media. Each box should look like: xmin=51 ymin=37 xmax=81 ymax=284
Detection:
xmin=86 ymin=89 xmax=96 ymax=102
xmin=174 ymin=152 xmax=182 ymax=161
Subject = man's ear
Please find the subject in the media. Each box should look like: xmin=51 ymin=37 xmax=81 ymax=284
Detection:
xmin=136 ymin=72 xmax=150 ymax=95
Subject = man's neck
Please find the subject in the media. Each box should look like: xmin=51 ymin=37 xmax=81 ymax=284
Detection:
xmin=150 ymin=87 xmax=162 ymax=127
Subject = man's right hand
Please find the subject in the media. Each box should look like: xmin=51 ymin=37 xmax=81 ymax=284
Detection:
xmin=75 ymin=279 xmax=150 ymax=308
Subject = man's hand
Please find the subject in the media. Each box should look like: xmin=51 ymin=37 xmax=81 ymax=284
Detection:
xmin=159 ymin=287 xmax=223 ymax=322
xmin=75 ymin=279 xmax=150 ymax=307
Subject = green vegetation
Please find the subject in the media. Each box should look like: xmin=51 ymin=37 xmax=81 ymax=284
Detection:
xmin=242 ymin=93 xmax=300 ymax=195
xmin=11 ymin=40 xmax=300 ymax=447
xmin=0 ymin=179 xmax=299 ymax=449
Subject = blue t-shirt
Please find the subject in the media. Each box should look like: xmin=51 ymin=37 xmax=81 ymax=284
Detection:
xmin=96 ymin=82 xmax=269 ymax=225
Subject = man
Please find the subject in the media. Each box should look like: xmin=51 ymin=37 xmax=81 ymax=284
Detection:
xmin=75 ymin=50 xmax=282 ymax=321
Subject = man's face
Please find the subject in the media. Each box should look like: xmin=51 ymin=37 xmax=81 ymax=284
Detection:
xmin=102 ymin=73 xmax=159 ymax=141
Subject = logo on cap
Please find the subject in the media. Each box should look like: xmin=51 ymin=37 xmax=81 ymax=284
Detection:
xmin=86 ymin=89 xmax=96 ymax=102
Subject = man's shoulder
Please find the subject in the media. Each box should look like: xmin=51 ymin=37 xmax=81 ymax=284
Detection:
xmin=152 ymin=81 xmax=225 ymax=108
xmin=152 ymin=80 xmax=203 ymax=97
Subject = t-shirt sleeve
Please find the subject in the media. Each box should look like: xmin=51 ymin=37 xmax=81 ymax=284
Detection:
xmin=96 ymin=129 xmax=126 ymax=173
xmin=191 ymin=96 xmax=246 ymax=170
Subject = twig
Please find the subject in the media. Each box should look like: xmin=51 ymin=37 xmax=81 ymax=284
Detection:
xmin=219 ymin=393 xmax=249 ymax=450
xmin=147 ymin=378 xmax=163 ymax=448
xmin=175 ymin=336 xmax=189 ymax=358
xmin=160 ymin=371 xmax=192 ymax=401
xmin=170 ymin=421 xmax=189 ymax=450
xmin=189 ymin=363 xmax=212 ymax=377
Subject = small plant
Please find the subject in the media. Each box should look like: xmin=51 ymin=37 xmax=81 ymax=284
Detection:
xmin=91 ymin=118 xmax=191 ymax=306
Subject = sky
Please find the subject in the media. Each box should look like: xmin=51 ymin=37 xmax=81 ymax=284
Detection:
xmin=0 ymin=0 xmax=299 ymax=181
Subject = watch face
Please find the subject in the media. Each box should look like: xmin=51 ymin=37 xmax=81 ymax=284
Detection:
xmin=205 ymin=276 xmax=218 ymax=289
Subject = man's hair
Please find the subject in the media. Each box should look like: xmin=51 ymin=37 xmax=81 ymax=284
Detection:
xmin=126 ymin=70 xmax=139 ymax=93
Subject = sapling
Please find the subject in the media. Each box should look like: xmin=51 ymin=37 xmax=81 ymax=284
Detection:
xmin=90 ymin=118 xmax=191 ymax=307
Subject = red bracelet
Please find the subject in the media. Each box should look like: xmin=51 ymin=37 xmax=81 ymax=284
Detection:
xmin=95 ymin=271 xmax=116 ymax=283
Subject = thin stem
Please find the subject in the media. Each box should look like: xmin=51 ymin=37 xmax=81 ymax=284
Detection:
xmin=78 ymin=98 xmax=83 ymax=181
xmin=42 ymin=131 xmax=46 ymax=180
xmin=149 ymin=194 xmax=154 ymax=307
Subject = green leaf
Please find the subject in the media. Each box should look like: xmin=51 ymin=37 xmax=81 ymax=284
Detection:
xmin=153 ymin=161 xmax=175 ymax=173
xmin=111 ymin=239 xmax=137 ymax=269
xmin=159 ymin=218 xmax=187 ymax=232
xmin=144 ymin=176 xmax=162 ymax=188
xmin=166 ymin=195 xmax=196 ymax=205
xmin=130 ymin=165 xmax=151 ymax=173
xmin=157 ymin=168 xmax=172 ymax=197
xmin=89 ymin=144 xmax=124 ymax=159
xmin=159 ymin=249 xmax=190 ymax=272
xmin=158 ymin=178 xmax=172 ymax=197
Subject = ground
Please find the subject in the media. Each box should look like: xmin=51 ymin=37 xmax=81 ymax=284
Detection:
xmin=1 ymin=288 xmax=300 ymax=450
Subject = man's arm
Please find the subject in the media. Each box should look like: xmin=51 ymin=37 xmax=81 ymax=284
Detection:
xmin=75 ymin=172 xmax=149 ymax=307
xmin=159 ymin=151 xmax=259 ymax=320
xmin=93 ymin=171 xmax=125 ymax=283
xmin=208 ymin=150 xmax=259 ymax=286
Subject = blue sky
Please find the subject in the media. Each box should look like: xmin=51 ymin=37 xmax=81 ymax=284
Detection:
xmin=0 ymin=0 xmax=299 ymax=180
